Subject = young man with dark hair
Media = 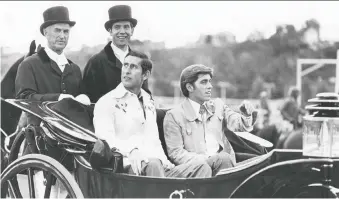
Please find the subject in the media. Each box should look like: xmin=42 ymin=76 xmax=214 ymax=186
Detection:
xmin=164 ymin=64 xmax=257 ymax=176
xmin=82 ymin=5 xmax=151 ymax=103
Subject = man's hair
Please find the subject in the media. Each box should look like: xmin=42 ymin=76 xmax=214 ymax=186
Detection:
xmin=110 ymin=21 xmax=134 ymax=31
xmin=180 ymin=64 xmax=213 ymax=97
xmin=126 ymin=51 xmax=152 ymax=74
xmin=43 ymin=23 xmax=71 ymax=35
xmin=288 ymin=86 xmax=300 ymax=98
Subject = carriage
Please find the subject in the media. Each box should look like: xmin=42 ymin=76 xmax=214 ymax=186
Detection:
xmin=1 ymin=91 xmax=339 ymax=198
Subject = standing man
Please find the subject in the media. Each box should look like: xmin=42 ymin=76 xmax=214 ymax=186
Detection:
xmin=164 ymin=64 xmax=257 ymax=176
xmin=94 ymin=51 xmax=211 ymax=178
xmin=83 ymin=5 xmax=151 ymax=103
xmin=280 ymin=86 xmax=306 ymax=130
xmin=16 ymin=6 xmax=88 ymax=103
xmin=15 ymin=6 xmax=89 ymax=198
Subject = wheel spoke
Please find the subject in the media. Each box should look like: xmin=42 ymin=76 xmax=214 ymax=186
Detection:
xmin=44 ymin=172 xmax=54 ymax=198
xmin=27 ymin=168 xmax=35 ymax=198
xmin=7 ymin=179 xmax=19 ymax=198
xmin=1 ymin=154 xmax=84 ymax=198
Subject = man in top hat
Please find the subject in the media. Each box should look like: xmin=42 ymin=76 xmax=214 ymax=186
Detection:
xmin=82 ymin=5 xmax=151 ymax=103
xmin=15 ymin=5 xmax=89 ymax=198
xmin=16 ymin=5 xmax=89 ymax=104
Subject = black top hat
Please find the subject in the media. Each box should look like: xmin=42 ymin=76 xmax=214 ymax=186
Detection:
xmin=40 ymin=6 xmax=76 ymax=35
xmin=104 ymin=5 xmax=137 ymax=31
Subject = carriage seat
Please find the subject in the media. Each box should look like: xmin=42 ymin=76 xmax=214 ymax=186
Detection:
xmin=49 ymin=99 xmax=265 ymax=163
xmin=49 ymin=99 xmax=172 ymax=159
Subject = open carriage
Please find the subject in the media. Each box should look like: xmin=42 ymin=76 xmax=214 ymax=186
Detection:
xmin=1 ymin=93 xmax=339 ymax=198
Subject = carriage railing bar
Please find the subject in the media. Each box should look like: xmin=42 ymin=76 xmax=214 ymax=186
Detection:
xmin=296 ymin=49 xmax=339 ymax=105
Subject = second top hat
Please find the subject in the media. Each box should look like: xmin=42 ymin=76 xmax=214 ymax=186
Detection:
xmin=104 ymin=5 xmax=138 ymax=31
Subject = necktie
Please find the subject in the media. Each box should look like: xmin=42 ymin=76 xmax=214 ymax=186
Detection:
xmin=199 ymin=104 xmax=206 ymax=122
xmin=200 ymin=104 xmax=221 ymax=155
xmin=138 ymin=93 xmax=146 ymax=119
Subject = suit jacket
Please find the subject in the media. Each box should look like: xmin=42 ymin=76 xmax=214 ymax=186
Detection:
xmin=15 ymin=47 xmax=83 ymax=171
xmin=164 ymin=98 xmax=255 ymax=166
xmin=82 ymin=42 xmax=151 ymax=103
xmin=15 ymin=47 xmax=83 ymax=101
xmin=93 ymin=83 xmax=170 ymax=167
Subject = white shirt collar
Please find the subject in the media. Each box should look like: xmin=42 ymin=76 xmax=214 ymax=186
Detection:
xmin=188 ymin=98 xmax=204 ymax=118
xmin=111 ymin=42 xmax=129 ymax=64
xmin=44 ymin=47 xmax=69 ymax=68
xmin=108 ymin=83 xmax=150 ymax=101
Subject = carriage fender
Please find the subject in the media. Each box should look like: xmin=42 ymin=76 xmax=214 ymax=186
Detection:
xmin=230 ymin=158 xmax=339 ymax=198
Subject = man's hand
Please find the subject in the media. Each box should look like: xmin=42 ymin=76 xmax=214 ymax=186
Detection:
xmin=239 ymin=100 xmax=256 ymax=117
xmin=163 ymin=160 xmax=175 ymax=170
xmin=75 ymin=94 xmax=91 ymax=105
xmin=128 ymin=149 xmax=149 ymax=175
xmin=58 ymin=94 xmax=75 ymax=101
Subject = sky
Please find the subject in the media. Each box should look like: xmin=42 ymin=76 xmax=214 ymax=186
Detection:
xmin=1 ymin=1 xmax=339 ymax=53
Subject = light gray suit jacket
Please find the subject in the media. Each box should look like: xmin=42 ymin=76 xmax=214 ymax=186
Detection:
xmin=164 ymin=98 xmax=255 ymax=166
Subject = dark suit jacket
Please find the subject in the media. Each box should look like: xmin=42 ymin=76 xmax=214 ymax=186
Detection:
xmin=82 ymin=42 xmax=151 ymax=103
xmin=15 ymin=47 xmax=83 ymax=171
xmin=15 ymin=48 xmax=83 ymax=101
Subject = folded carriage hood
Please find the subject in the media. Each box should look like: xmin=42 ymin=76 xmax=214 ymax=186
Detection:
xmin=3 ymin=99 xmax=97 ymax=144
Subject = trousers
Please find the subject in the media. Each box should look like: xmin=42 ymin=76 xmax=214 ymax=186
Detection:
xmin=126 ymin=158 xmax=212 ymax=178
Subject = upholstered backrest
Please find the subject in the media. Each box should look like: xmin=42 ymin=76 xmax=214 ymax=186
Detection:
xmin=156 ymin=108 xmax=170 ymax=160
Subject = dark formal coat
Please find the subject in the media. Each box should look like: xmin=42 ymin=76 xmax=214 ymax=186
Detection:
xmin=14 ymin=47 xmax=83 ymax=171
xmin=82 ymin=41 xmax=151 ymax=103
xmin=15 ymin=47 xmax=83 ymax=101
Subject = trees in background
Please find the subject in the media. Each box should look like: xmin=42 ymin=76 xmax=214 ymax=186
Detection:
xmin=2 ymin=19 xmax=337 ymax=99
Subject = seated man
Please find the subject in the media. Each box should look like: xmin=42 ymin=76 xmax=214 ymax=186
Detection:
xmin=93 ymin=51 xmax=211 ymax=178
xmin=164 ymin=64 xmax=257 ymax=176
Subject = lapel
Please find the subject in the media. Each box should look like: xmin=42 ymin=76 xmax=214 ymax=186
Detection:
xmin=62 ymin=61 xmax=74 ymax=77
xmin=104 ymin=41 xmax=132 ymax=69
xmin=37 ymin=48 xmax=75 ymax=76
xmin=204 ymin=100 xmax=216 ymax=120
xmin=140 ymin=88 xmax=155 ymax=118
xmin=104 ymin=41 xmax=117 ymax=63
xmin=182 ymin=98 xmax=217 ymax=122
xmin=182 ymin=98 xmax=198 ymax=122
xmin=37 ymin=48 xmax=62 ymax=75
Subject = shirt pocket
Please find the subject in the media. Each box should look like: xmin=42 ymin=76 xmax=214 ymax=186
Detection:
xmin=182 ymin=124 xmax=192 ymax=136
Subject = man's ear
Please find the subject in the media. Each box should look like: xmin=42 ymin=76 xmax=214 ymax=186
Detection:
xmin=130 ymin=26 xmax=134 ymax=36
xmin=186 ymin=83 xmax=194 ymax=93
xmin=108 ymin=28 xmax=113 ymax=37
xmin=142 ymin=70 xmax=150 ymax=81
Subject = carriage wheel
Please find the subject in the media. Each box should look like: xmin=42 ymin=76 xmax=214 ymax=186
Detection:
xmin=1 ymin=154 xmax=84 ymax=198
xmin=8 ymin=129 xmax=26 ymax=164
xmin=6 ymin=128 xmax=29 ymax=198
